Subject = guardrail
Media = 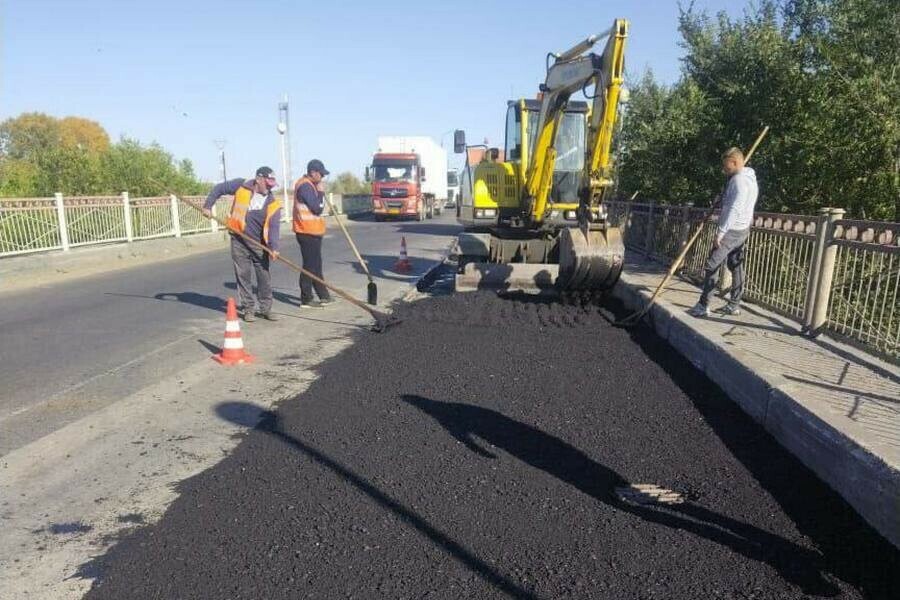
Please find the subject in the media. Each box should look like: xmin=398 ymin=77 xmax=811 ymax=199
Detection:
xmin=0 ymin=191 xmax=358 ymax=258
xmin=0 ymin=194 xmax=235 ymax=257
xmin=606 ymin=200 xmax=899 ymax=360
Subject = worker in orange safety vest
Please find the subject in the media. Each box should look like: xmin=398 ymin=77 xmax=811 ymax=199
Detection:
xmin=293 ymin=159 xmax=333 ymax=308
xmin=203 ymin=166 xmax=282 ymax=322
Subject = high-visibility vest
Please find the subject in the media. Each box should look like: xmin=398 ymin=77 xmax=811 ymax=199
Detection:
xmin=293 ymin=176 xmax=326 ymax=236
xmin=227 ymin=184 xmax=282 ymax=244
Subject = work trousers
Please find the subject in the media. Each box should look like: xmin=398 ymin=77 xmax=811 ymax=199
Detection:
xmin=231 ymin=236 xmax=272 ymax=313
xmin=295 ymin=233 xmax=331 ymax=303
xmin=699 ymin=228 xmax=750 ymax=307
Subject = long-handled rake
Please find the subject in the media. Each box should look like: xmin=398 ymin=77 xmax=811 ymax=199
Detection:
xmin=617 ymin=126 xmax=769 ymax=326
xmin=178 ymin=197 xmax=400 ymax=332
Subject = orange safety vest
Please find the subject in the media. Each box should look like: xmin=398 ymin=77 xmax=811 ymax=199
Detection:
xmin=293 ymin=176 xmax=326 ymax=236
xmin=227 ymin=184 xmax=282 ymax=244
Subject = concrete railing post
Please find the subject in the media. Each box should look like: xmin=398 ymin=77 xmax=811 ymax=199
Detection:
xmin=807 ymin=208 xmax=845 ymax=335
xmin=209 ymin=200 xmax=219 ymax=232
xmin=622 ymin=201 xmax=632 ymax=246
xmin=802 ymin=207 xmax=831 ymax=331
xmin=678 ymin=204 xmax=693 ymax=251
xmin=122 ymin=192 xmax=133 ymax=242
xmin=644 ymin=200 xmax=655 ymax=257
xmin=169 ymin=194 xmax=182 ymax=238
xmin=54 ymin=192 xmax=70 ymax=251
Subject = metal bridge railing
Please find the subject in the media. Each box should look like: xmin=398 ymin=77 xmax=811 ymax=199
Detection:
xmin=0 ymin=193 xmax=220 ymax=257
xmin=606 ymin=200 xmax=899 ymax=360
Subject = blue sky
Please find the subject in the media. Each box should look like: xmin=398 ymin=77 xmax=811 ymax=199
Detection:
xmin=1 ymin=0 xmax=747 ymax=183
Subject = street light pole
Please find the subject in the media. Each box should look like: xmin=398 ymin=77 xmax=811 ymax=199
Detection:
xmin=213 ymin=139 xmax=227 ymax=183
xmin=278 ymin=95 xmax=293 ymax=219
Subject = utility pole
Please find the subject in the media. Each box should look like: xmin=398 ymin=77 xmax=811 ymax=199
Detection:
xmin=277 ymin=95 xmax=293 ymax=216
xmin=213 ymin=139 xmax=227 ymax=183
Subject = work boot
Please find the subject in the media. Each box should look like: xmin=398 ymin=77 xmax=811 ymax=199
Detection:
xmin=259 ymin=310 xmax=280 ymax=321
xmin=242 ymin=308 xmax=257 ymax=322
xmin=717 ymin=302 xmax=742 ymax=316
xmin=300 ymin=300 xmax=323 ymax=309
xmin=687 ymin=302 xmax=709 ymax=318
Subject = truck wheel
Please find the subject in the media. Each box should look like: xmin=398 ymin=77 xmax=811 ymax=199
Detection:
xmin=427 ymin=201 xmax=434 ymax=219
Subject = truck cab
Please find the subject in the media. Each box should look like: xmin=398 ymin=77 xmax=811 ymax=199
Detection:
xmin=369 ymin=153 xmax=430 ymax=221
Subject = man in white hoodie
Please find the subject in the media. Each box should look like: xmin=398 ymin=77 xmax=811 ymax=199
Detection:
xmin=689 ymin=147 xmax=759 ymax=317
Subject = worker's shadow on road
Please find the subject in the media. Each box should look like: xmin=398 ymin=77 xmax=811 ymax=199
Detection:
xmin=104 ymin=291 xmax=227 ymax=313
xmin=215 ymin=401 xmax=540 ymax=600
xmin=402 ymin=394 xmax=843 ymax=598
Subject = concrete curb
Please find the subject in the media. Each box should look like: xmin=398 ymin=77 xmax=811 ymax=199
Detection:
xmin=612 ymin=272 xmax=900 ymax=549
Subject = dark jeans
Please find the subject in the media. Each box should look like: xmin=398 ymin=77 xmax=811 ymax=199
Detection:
xmin=295 ymin=233 xmax=331 ymax=303
xmin=699 ymin=228 xmax=749 ymax=307
xmin=231 ymin=236 xmax=272 ymax=312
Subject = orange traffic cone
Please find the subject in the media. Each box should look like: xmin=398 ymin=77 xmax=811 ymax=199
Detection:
xmin=212 ymin=297 xmax=256 ymax=365
xmin=394 ymin=236 xmax=412 ymax=274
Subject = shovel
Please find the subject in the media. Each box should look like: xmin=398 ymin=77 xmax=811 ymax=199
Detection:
xmin=323 ymin=194 xmax=378 ymax=305
xmin=178 ymin=196 xmax=400 ymax=332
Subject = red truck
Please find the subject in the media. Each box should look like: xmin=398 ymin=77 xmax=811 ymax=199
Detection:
xmin=366 ymin=136 xmax=447 ymax=222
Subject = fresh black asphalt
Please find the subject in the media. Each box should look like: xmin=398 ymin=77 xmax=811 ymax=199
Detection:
xmin=83 ymin=292 xmax=900 ymax=599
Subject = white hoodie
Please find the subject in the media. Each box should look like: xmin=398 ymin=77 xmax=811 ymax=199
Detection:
xmin=717 ymin=167 xmax=758 ymax=238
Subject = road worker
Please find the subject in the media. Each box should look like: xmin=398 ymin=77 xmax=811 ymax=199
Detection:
xmin=689 ymin=147 xmax=759 ymax=318
xmin=202 ymin=166 xmax=282 ymax=322
xmin=293 ymin=159 xmax=333 ymax=308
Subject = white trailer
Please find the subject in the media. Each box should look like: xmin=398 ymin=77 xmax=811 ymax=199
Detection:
xmin=376 ymin=136 xmax=448 ymax=216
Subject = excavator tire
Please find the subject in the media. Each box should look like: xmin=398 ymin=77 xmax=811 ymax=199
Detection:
xmin=557 ymin=225 xmax=624 ymax=292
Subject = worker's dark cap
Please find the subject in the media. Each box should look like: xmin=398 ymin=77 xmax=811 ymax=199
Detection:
xmin=307 ymin=159 xmax=329 ymax=176
xmin=255 ymin=166 xmax=275 ymax=178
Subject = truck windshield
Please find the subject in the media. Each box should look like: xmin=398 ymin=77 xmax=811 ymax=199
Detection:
xmin=372 ymin=162 xmax=415 ymax=182
xmin=447 ymin=171 xmax=459 ymax=186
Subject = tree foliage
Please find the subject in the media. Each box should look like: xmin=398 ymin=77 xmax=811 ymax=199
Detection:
xmin=0 ymin=112 xmax=205 ymax=197
xmin=617 ymin=0 xmax=900 ymax=220
xmin=326 ymin=171 xmax=369 ymax=195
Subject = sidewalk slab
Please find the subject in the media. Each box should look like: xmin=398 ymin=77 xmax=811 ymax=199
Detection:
xmin=612 ymin=254 xmax=900 ymax=549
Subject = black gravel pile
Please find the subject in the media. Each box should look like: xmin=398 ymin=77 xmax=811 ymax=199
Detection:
xmin=84 ymin=292 xmax=899 ymax=599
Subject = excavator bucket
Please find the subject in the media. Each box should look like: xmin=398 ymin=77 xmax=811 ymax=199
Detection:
xmin=557 ymin=225 xmax=624 ymax=291
xmin=454 ymin=226 xmax=624 ymax=294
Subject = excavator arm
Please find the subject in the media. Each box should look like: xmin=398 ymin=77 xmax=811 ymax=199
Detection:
xmin=523 ymin=19 xmax=629 ymax=226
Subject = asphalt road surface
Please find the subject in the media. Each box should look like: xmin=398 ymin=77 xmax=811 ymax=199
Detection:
xmin=0 ymin=214 xmax=459 ymax=455
xmin=82 ymin=291 xmax=899 ymax=599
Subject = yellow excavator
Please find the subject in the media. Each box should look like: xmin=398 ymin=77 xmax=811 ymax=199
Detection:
xmin=454 ymin=19 xmax=628 ymax=293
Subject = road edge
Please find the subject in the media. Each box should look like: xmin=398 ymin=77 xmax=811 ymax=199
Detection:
xmin=611 ymin=273 xmax=900 ymax=550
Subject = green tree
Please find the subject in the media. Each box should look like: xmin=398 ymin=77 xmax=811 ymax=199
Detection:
xmin=0 ymin=112 xmax=206 ymax=197
xmin=327 ymin=171 xmax=369 ymax=195
xmin=0 ymin=112 xmax=61 ymax=161
xmin=100 ymin=138 xmax=204 ymax=196
xmin=617 ymin=0 xmax=900 ymax=219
